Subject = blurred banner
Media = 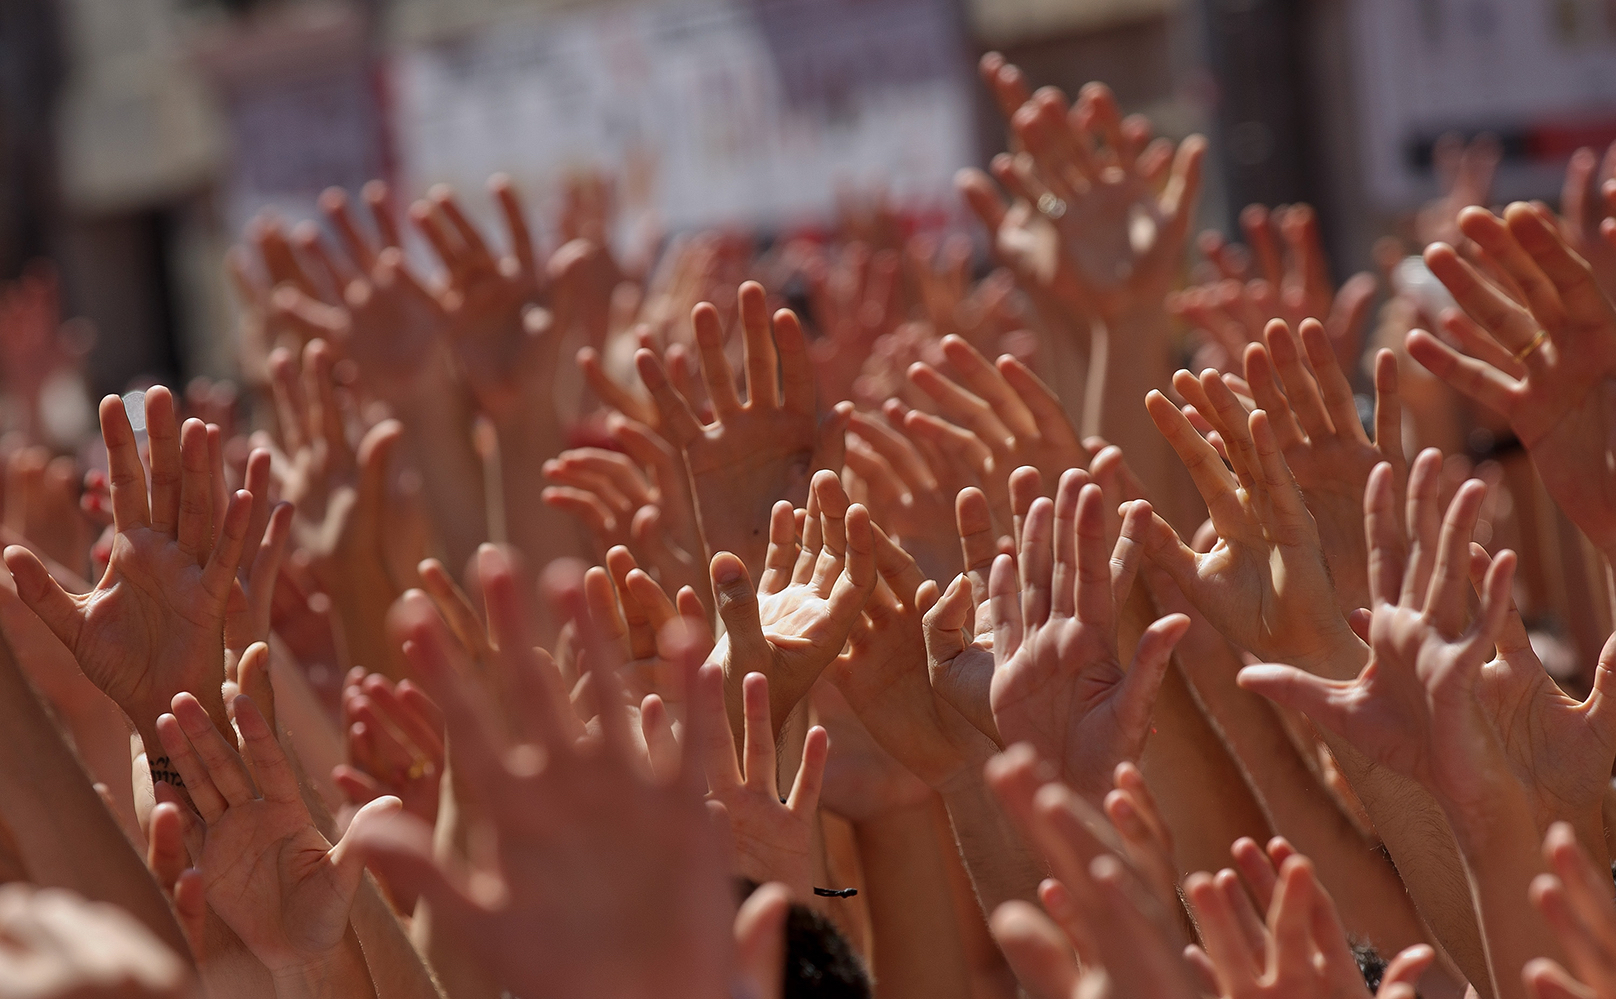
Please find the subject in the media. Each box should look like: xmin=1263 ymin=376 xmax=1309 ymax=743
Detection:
xmin=390 ymin=0 xmax=977 ymax=236
xmin=1355 ymin=0 xmax=1616 ymax=207
xmin=196 ymin=6 xmax=387 ymax=238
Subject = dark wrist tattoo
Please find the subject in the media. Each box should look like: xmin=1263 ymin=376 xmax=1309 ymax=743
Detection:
xmin=149 ymin=756 xmax=185 ymax=789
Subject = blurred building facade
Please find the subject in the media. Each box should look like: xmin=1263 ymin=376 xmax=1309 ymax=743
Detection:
xmin=5 ymin=0 xmax=1615 ymax=391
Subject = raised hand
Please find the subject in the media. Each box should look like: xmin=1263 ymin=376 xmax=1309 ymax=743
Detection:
xmin=544 ymin=416 xmax=708 ymax=606
xmin=905 ymin=333 xmax=1090 ymax=498
xmin=1226 ymin=318 xmax=1406 ymax=613
xmin=333 ymin=668 xmax=445 ymax=827
xmin=1558 ymin=142 xmax=1616 ymax=301
xmin=637 ymin=281 xmax=844 ymax=576
xmin=844 ymin=408 xmax=978 ymax=581
xmin=582 ymin=546 xmax=711 ymax=702
xmin=985 ymin=744 xmax=1201 ymax=998
xmin=1236 ymin=458 xmax=1516 ymax=813
xmin=411 ymin=178 xmax=562 ymax=418
xmin=222 ymin=448 xmax=293 ymax=663
xmin=692 ymin=666 xmax=826 ymax=897
xmin=260 ymin=339 xmax=413 ymax=678
xmin=960 ymin=79 xmax=1205 ymax=322
xmin=1414 ymin=132 xmax=1500 ymax=249
xmin=706 ymin=471 xmax=876 ymax=737
xmin=356 ymin=557 xmax=738 ymax=999
xmin=157 ymin=690 xmax=398 ymax=977
xmin=801 ymin=241 xmax=903 ymax=406
xmin=1175 ymin=204 xmax=1377 ymax=374
xmin=826 ymin=523 xmax=998 ymax=791
xmin=0 ymin=262 xmax=95 ymax=440
xmin=5 ymin=446 xmax=94 ymax=579
xmin=5 ymin=387 xmax=251 ymax=755
xmin=906 ymin=234 xmax=1027 ymax=353
xmin=1407 ymin=203 xmax=1616 ymax=561
xmin=1524 ymin=822 xmax=1616 ymax=999
xmin=543 ymin=446 xmax=655 ymax=553
xmin=1468 ymin=544 xmax=1616 ymax=850
xmin=268 ymin=187 xmax=450 ymax=404
xmin=1183 ymin=852 xmax=1433 ymax=999
xmin=1125 ymin=381 xmax=1356 ymax=670
xmin=989 ymin=469 xmax=1188 ymax=801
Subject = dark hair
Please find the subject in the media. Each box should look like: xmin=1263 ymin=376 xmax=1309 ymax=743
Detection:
xmin=1350 ymin=938 xmax=1388 ymax=995
xmin=737 ymin=879 xmax=872 ymax=998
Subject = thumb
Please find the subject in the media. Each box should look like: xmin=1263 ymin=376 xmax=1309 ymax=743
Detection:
xmin=3 ymin=546 xmax=81 ymax=651
xmin=329 ymin=795 xmax=403 ymax=903
xmin=1585 ymin=629 xmax=1616 ymax=744
xmin=337 ymin=802 xmax=489 ymax=932
xmin=1237 ymin=664 xmax=1356 ymax=737
xmin=711 ymin=553 xmax=769 ymax=666
xmin=235 ymin=642 xmax=276 ymax=734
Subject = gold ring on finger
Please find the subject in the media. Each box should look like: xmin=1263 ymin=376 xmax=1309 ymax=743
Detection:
xmin=1513 ymin=329 xmax=1548 ymax=364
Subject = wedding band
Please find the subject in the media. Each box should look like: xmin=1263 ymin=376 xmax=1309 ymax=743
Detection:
xmin=1037 ymin=192 xmax=1067 ymax=220
xmin=407 ymin=758 xmax=428 ymax=780
xmin=1513 ymin=329 xmax=1548 ymax=364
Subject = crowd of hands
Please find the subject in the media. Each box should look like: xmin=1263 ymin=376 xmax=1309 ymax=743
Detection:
xmin=7 ymin=51 xmax=1616 ymax=999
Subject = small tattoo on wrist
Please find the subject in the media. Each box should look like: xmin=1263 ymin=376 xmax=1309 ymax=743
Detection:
xmin=149 ymin=756 xmax=185 ymax=789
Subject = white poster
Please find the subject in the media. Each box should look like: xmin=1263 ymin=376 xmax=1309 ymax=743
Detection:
xmin=1353 ymin=0 xmax=1616 ymax=208
xmin=390 ymin=0 xmax=977 ymax=236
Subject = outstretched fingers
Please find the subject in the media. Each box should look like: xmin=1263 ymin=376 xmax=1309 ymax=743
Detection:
xmin=1424 ymin=478 xmax=1488 ymax=634
xmin=101 ymin=394 xmax=152 ymax=530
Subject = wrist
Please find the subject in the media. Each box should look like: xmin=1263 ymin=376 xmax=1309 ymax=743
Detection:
xmin=1100 ymin=296 xmax=1171 ymax=331
xmin=268 ymin=937 xmax=372 ymax=999
xmin=852 ymin=794 xmax=940 ymax=847
xmin=130 ymin=683 xmax=229 ymax=752
xmin=1434 ymin=760 xmax=1537 ymax=858
xmin=1291 ymin=634 xmax=1370 ymax=682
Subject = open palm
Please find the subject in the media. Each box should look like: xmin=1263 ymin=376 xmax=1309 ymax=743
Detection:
xmin=1128 ymin=382 xmax=1354 ymax=671
xmin=5 ymin=387 xmax=249 ymax=750
xmin=989 ymin=474 xmax=1187 ymax=801
xmin=707 ymin=471 xmax=875 ymax=738
xmin=157 ymin=691 xmax=397 ymax=972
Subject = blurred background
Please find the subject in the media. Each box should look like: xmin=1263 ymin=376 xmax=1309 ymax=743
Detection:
xmin=2 ymin=0 xmax=1615 ymax=395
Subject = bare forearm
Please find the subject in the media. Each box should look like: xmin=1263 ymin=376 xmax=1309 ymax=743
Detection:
xmin=0 ymin=637 xmax=190 ymax=960
xmin=351 ymin=874 xmax=446 ymax=999
xmin=395 ymin=375 xmax=488 ymax=576
xmin=1120 ymin=587 xmax=1271 ymax=876
xmin=1139 ymin=664 xmax=1273 ymax=877
xmin=853 ymin=797 xmax=971 ymax=999
xmin=271 ymin=930 xmax=376 ymax=999
xmin=57 ymin=695 xmax=143 ymax=844
xmin=1441 ymin=771 xmax=1564 ymax=999
xmin=938 ymin=770 xmax=1044 ymax=913
xmin=1184 ymin=638 xmax=1432 ymax=956
xmin=1094 ymin=306 xmax=1193 ymax=529
xmin=495 ymin=392 xmax=589 ymax=643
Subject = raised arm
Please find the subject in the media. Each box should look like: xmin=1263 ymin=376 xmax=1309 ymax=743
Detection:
xmin=1240 ymin=462 xmax=1563 ymax=999
xmin=1409 ymin=204 xmax=1616 ymax=564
